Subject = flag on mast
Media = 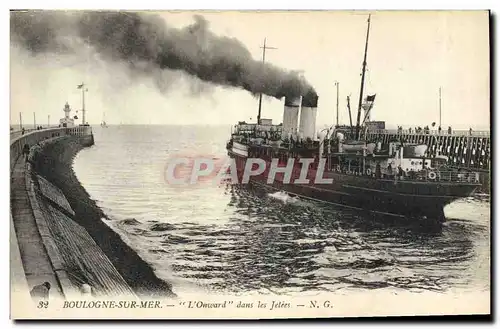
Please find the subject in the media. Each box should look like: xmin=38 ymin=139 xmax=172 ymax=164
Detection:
xmin=361 ymin=94 xmax=376 ymax=123
xmin=362 ymin=95 xmax=375 ymax=111
xmin=77 ymin=83 xmax=84 ymax=89
xmin=366 ymin=94 xmax=376 ymax=102
xmin=362 ymin=94 xmax=376 ymax=110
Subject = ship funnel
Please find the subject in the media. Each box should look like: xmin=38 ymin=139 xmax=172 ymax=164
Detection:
xmin=282 ymin=96 xmax=301 ymax=138
xmin=299 ymin=92 xmax=319 ymax=140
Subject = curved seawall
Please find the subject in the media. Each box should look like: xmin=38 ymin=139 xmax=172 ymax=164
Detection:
xmin=10 ymin=128 xmax=174 ymax=300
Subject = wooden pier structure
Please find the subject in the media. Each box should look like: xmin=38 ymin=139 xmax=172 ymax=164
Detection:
xmin=361 ymin=129 xmax=491 ymax=171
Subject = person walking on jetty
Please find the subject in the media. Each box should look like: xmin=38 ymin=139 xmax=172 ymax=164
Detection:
xmin=22 ymin=143 xmax=30 ymax=161
xmin=80 ymin=283 xmax=94 ymax=298
xmin=30 ymin=281 xmax=51 ymax=300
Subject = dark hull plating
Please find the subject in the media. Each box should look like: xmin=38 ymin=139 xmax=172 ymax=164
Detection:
xmin=228 ymin=151 xmax=479 ymax=223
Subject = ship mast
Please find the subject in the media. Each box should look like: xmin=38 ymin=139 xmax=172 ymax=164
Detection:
xmin=355 ymin=14 xmax=371 ymax=140
xmin=257 ymin=38 xmax=277 ymax=125
xmin=347 ymin=95 xmax=353 ymax=132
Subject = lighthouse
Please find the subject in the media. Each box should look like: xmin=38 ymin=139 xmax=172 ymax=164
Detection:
xmin=59 ymin=102 xmax=75 ymax=127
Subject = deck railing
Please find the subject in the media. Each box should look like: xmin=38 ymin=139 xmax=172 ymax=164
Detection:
xmin=328 ymin=164 xmax=480 ymax=184
xmin=10 ymin=125 xmax=85 ymax=140
xmin=406 ymin=170 xmax=480 ymax=183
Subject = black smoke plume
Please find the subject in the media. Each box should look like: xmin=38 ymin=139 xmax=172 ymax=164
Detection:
xmin=10 ymin=11 xmax=317 ymax=99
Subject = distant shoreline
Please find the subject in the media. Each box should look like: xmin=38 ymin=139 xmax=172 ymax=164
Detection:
xmin=11 ymin=123 xmax=490 ymax=131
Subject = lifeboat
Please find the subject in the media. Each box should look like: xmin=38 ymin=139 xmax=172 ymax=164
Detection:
xmin=339 ymin=141 xmax=377 ymax=154
xmin=341 ymin=141 xmax=366 ymax=152
xmin=403 ymin=144 xmax=428 ymax=157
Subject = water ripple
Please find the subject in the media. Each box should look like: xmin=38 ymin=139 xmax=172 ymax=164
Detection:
xmin=73 ymin=125 xmax=490 ymax=295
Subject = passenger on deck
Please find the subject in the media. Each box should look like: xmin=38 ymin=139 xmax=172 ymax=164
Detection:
xmin=375 ymin=162 xmax=381 ymax=178
xmin=465 ymin=171 xmax=472 ymax=183
xmin=457 ymin=169 xmax=465 ymax=181
xmin=397 ymin=165 xmax=404 ymax=179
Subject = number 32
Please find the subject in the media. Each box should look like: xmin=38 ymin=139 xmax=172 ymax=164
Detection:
xmin=37 ymin=301 xmax=49 ymax=309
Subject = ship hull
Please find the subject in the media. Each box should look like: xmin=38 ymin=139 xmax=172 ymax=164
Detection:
xmin=228 ymin=151 xmax=479 ymax=223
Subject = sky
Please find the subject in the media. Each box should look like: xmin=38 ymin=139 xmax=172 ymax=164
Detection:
xmin=9 ymin=10 xmax=490 ymax=130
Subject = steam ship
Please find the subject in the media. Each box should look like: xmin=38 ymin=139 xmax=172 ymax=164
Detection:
xmin=226 ymin=15 xmax=480 ymax=223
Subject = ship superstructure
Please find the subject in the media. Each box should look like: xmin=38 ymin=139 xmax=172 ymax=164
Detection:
xmin=226 ymin=15 xmax=480 ymax=223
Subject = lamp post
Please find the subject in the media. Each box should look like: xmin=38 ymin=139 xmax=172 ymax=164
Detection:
xmin=439 ymin=87 xmax=442 ymax=129
xmin=335 ymin=81 xmax=339 ymax=127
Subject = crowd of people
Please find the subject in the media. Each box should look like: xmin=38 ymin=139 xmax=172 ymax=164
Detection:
xmin=395 ymin=125 xmax=479 ymax=136
xmin=397 ymin=125 xmax=455 ymax=135
xmin=11 ymin=125 xmax=48 ymax=136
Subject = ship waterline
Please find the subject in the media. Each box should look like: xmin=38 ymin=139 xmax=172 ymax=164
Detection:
xmin=227 ymin=150 xmax=479 ymax=223
xmin=9 ymin=9 xmax=491 ymax=319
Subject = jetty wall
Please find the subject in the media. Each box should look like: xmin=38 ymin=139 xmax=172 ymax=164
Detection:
xmin=12 ymin=128 xmax=175 ymax=298
xmin=10 ymin=127 xmax=93 ymax=173
xmin=10 ymin=127 xmax=142 ymax=300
